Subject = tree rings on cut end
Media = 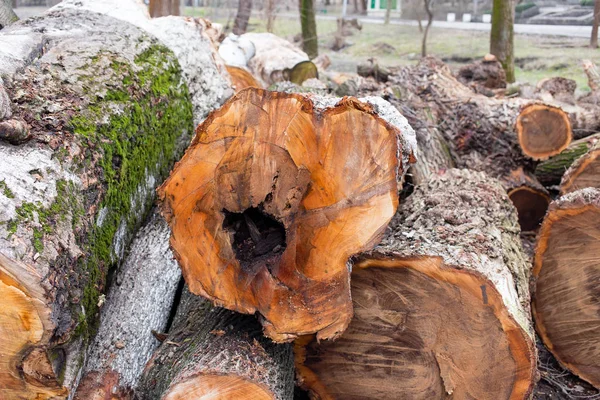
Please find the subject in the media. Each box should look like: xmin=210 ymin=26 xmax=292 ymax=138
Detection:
xmin=508 ymin=187 xmax=550 ymax=231
xmin=516 ymin=104 xmax=572 ymax=160
xmin=296 ymin=257 xmax=536 ymax=400
xmin=533 ymin=189 xmax=600 ymax=388
xmin=164 ymin=375 xmax=273 ymax=400
xmin=560 ymin=142 xmax=600 ymax=194
xmin=158 ymin=88 xmax=401 ymax=342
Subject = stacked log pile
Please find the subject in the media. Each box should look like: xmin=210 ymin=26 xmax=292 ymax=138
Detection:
xmin=1 ymin=3 xmax=599 ymax=398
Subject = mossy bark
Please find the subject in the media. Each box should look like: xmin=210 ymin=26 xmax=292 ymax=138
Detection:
xmin=299 ymin=0 xmax=319 ymax=59
xmin=0 ymin=7 xmax=195 ymax=397
xmin=490 ymin=0 xmax=515 ymax=83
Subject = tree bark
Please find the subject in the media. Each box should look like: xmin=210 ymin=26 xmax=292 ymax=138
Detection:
xmin=560 ymin=140 xmax=600 ymax=194
xmin=157 ymin=89 xmax=416 ymax=343
xmin=591 ymin=0 xmax=600 ymax=48
xmin=384 ymin=0 xmax=392 ymax=24
xmin=73 ymin=209 xmax=181 ymax=399
xmin=421 ymin=0 xmax=433 ymax=57
xmin=535 ymin=132 xmax=600 ymax=187
xmin=297 ymin=169 xmax=536 ymax=399
xmin=265 ymin=0 xmax=275 ymax=32
xmin=0 ymin=0 xmax=18 ymax=29
xmin=490 ymin=0 xmax=515 ymax=83
xmin=299 ymin=0 xmax=318 ymax=59
xmin=136 ymin=288 xmax=295 ymax=399
xmin=149 ymin=0 xmax=180 ymax=17
xmin=533 ymin=188 xmax=600 ymax=389
xmin=233 ymin=0 xmax=252 ymax=35
xmin=0 ymin=2 xmax=230 ymax=397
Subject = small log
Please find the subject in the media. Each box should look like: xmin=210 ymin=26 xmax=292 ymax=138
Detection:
xmin=535 ymin=77 xmax=577 ymax=105
xmin=535 ymin=132 xmax=600 ymax=187
xmin=158 ymin=88 xmax=416 ymax=342
xmin=296 ymin=169 xmax=536 ymax=399
xmin=457 ymin=55 xmax=507 ymax=90
xmin=516 ymin=103 xmax=572 ymax=160
xmin=226 ymin=65 xmax=262 ymax=92
xmin=560 ymin=141 xmax=600 ymax=194
xmin=532 ymin=188 xmax=600 ymax=388
xmin=242 ymin=32 xmax=318 ymax=86
xmin=504 ymin=167 xmax=550 ymax=232
xmin=136 ymin=288 xmax=294 ymax=399
xmin=357 ymin=58 xmax=392 ymax=83
xmin=74 ymin=209 xmax=181 ymax=399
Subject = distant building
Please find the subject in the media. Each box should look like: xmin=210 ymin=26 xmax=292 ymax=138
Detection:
xmin=367 ymin=0 xmax=401 ymax=16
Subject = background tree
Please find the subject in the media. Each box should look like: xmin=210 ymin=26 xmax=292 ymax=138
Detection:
xmin=385 ymin=0 xmax=392 ymax=24
xmin=233 ymin=0 xmax=252 ymax=35
xmin=265 ymin=0 xmax=275 ymax=33
xmin=299 ymin=0 xmax=318 ymax=59
xmin=490 ymin=0 xmax=515 ymax=82
xmin=421 ymin=0 xmax=434 ymax=56
xmin=0 ymin=0 xmax=18 ymax=29
xmin=591 ymin=0 xmax=600 ymax=48
xmin=149 ymin=0 xmax=180 ymax=17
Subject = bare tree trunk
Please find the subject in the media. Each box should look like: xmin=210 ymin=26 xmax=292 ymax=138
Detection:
xmin=385 ymin=0 xmax=392 ymax=24
xmin=490 ymin=0 xmax=515 ymax=82
xmin=591 ymin=0 xmax=600 ymax=48
xmin=265 ymin=0 xmax=275 ymax=32
xmin=149 ymin=0 xmax=180 ymax=17
xmin=299 ymin=0 xmax=318 ymax=59
xmin=0 ymin=0 xmax=18 ymax=29
xmin=233 ymin=0 xmax=252 ymax=35
xmin=421 ymin=0 xmax=433 ymax=57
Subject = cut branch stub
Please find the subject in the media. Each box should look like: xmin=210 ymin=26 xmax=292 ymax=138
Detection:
xmin=533 ymin=188 xmax=600 ymax=388
xmin=158 ymin=88 xmax=403 ymax=342
xmin=516 ymin=103 xmax=572 ymax=160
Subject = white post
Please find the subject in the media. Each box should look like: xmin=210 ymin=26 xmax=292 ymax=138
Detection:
xmin=342 ymin=0 xmax=348 ymax=17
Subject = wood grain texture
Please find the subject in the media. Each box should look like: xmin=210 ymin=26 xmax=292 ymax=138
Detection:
xmin=560 ymin=141 xmax=600 ymax=194
xmin=297 ymin=169 xmax=536 ymax=399
xmin=516 ymin=104 xmax=572 ymax=160
xmin=226 ymin=65 xmax=262 ymax=92
xmin=533 ymin=188 xmax=600 ymax=388
xmin=158 ymin=88 xmax=411 ymax=342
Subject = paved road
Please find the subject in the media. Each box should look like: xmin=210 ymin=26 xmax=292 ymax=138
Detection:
xmin=14 ymin=6 xmax=593 ymax=39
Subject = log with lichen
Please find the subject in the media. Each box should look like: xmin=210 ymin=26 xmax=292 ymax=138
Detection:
xmin=296 ymin=169 xmax=536 ymax=399
xmin=136 ymin=288 xmax=295 ymax=399
xmin=0 ymin=2 xmax=230 ymax=397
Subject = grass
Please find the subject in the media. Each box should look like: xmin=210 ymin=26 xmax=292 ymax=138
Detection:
xmin=185 ymin=7 xmax=599 ymax=92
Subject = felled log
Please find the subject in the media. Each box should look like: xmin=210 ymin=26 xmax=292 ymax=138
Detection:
xmin=532 ymin=188 xmax=600 ymax=388
xmin=357 ymin=58 xmax=392 ymax=83
xmin=136 ymin=288 xmax=294 ymax=399
xmin=74 ymin=210 xmax=181 ymax=399
xmin=296 ymin=169 xmax=536 ymax=399
xmin=535 ymin=132 xmax=600 ymax=187
xmin=0 ymin=1 xmax=228 ymax=397
xmin=226 ymin=65 xmax=262 ymax=92
xmin=535 ymin=77 xmax=577 ymax=105
xmin=560 ymin=140 xmax=600 ymax=194
xmin=504 ymin=167 xmax=550 ymax=232
xmin=158 ymin=88 xmax=416 ymax=342
xmin=457 ymin=54 xmax=507 ymax=90
xmin=242 ymin=32 xmax=318 ymax=86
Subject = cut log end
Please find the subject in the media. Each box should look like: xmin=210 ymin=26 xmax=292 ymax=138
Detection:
xmin=226 ymin=65 xmax=262 ymax=92
xmin=297 ymin=257 xmax=535 ymax=400
xmin=158 ymin=88 xmax=402 ymax=342
xmin=287 ymin=60 xmax=318 ymax=85
xmin=164 ymin=375 xmax=273 ymax=400
xmin=533 ymin=189 xmax=600 ymax=388
xmin=508 ymin=187 xmax=550 ymax=232
xmin=516 ymin=104 xmax=572 ymax=160
xmin=0 ymin=256 xmax=66 ymax=399
xmin=560 ymin=143 xmax=600 ymax=194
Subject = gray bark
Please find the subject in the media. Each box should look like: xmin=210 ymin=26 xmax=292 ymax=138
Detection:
xmin=0 ymin=1 xmax=230 ymax=397
xmin=74 ymin=210 xmax=181 ymax=398
xmin=0 ymin=0 xmax=18 ymax=29
xmin=136 ymin=289 xmax=295 ymax=399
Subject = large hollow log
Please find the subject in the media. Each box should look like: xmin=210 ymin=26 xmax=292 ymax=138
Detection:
xmin=535 ymin=132 xmax=600 ymax=187
xmin=560 ymin=141 xmax=600 ymax=194
xmin=0 ymin=2 xmax=229 ymax=397
xmin=136 ymin=288 xmax=294 ymax=399
xmin=296 ymin=169 xmax=536 ymax=399
xmin=73 ymin=209 xmax=181 ymax=399
xmin=532 ymin=188 xmax=600 ymax=389
xmin=158 ymin=88 xmax=416 ymax=342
